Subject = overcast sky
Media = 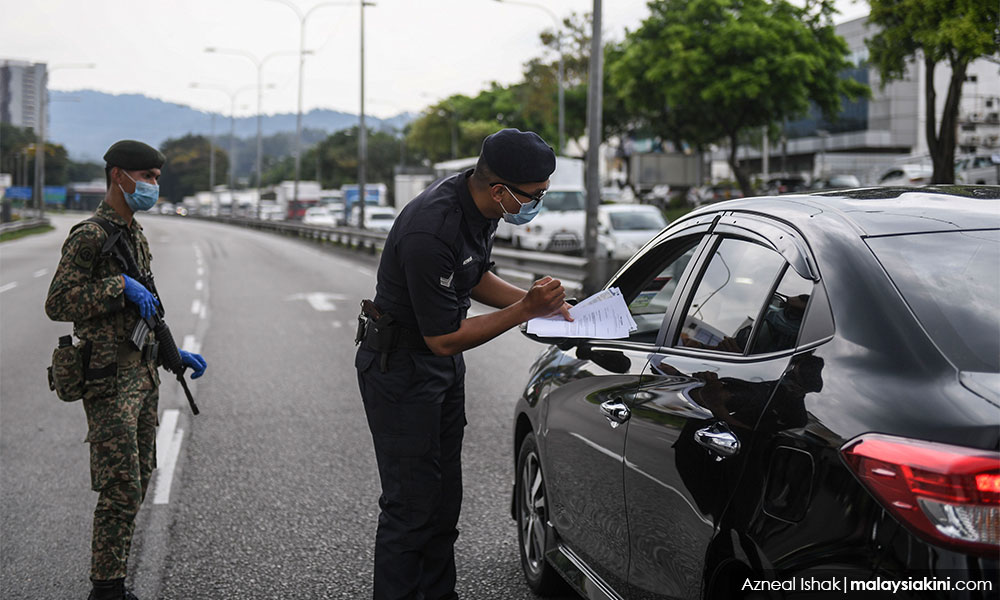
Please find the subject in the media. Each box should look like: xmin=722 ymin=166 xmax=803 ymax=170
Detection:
xmin=2 ymin=0 xmax=871 ymax=119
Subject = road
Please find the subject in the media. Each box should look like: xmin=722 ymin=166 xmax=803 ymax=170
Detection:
xmin=1 ymin=213 xmax=576 ymax=599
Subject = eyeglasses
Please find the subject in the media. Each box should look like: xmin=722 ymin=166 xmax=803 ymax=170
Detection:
xmin=489 ymin=182 xmax=547 ymax=209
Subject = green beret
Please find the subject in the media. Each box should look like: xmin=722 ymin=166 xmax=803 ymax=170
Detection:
xmin=103 ymin=140 xmax=166 ymax=170
xmin=481 ymin=128 xmax=556 ymax=183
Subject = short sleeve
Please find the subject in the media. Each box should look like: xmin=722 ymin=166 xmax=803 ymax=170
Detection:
xmin=398 ymin=232 xmax=462 ymax=337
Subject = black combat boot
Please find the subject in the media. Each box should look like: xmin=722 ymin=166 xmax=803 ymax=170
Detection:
xmin=87 ymin=578 xmax=140 ymax=600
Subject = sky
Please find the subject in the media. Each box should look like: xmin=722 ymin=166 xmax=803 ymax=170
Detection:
xmin=1 ymin=0 xmax=871 ymax=120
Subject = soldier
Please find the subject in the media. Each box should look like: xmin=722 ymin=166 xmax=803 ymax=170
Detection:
xmin=45 ymin=140 xmax=207 ymax=600
xmin=356 ymin=128 xmax=572 ymax=600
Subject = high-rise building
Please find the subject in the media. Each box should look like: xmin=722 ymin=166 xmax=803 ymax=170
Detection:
xmin=1 ymin=59 xmax=47 ymax=130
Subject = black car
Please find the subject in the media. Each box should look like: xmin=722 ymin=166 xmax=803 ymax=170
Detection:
xmin=511 ymin=187 xmax=1000 ymax=599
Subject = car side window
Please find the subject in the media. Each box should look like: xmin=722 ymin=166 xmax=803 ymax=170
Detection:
xmin=676 ymin=238 xmax=785 ymax=354
xmin=748 ymin=266 xmax=813 ymax=355
xmin=615 ymin=237 xmax=701 ymax=344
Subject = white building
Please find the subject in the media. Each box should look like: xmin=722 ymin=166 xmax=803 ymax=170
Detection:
xmin=0 ymin=59 xmax=46 ymax=130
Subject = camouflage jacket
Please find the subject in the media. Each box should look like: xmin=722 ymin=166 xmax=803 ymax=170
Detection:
xmin=45 ymin=201 xmax=154 ymax=345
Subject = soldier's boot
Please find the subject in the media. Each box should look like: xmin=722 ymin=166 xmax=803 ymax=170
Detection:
xmin=87 ymin=578 xmax=140 ymax=600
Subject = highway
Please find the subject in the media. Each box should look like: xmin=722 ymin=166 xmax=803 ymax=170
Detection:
xmin=0 ymin=213 xmax=575 ymax=599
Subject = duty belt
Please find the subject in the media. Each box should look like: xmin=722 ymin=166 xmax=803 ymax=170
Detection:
xmin=118 ymin=340 xmax=159 ymax=366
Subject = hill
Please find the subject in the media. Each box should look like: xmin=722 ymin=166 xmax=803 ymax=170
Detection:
xmin=48 ymin=89 xmax=413 ymax=162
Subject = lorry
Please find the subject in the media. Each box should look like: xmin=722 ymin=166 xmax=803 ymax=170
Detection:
xmin=629 ymin=152 xmax=703 ymax=197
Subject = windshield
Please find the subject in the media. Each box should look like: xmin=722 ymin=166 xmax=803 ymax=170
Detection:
xmin=867 ymin=230 xmax=999 ymax=372
xmin=371 ymin=213 xmax=393 ymax=220
xmin=609 ymin=210 xmax=666 ymax=231
xmin=540 ymin=191 xmax=584 ymax=212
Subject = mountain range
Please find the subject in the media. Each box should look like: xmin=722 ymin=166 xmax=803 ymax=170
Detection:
xmin=49 ymin=89 xmax=414 ymax=162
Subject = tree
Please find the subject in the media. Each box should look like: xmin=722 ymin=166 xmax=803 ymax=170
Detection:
xmin=158 ymin=134 xmax=228 ymax=204
xmin=867 ymin=0 xmax=999 ymax=183
xmin=608 ymin=0 xmax=868 ymax=195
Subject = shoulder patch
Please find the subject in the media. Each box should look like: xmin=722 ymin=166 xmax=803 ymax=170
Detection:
xmin=73 ymin=244 xmax=97 ymax=270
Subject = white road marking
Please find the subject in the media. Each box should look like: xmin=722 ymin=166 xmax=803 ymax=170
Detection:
xmin=195 ymin=280 xmax=203 ymax=291
xmin=196 ymin=267 xmax=204 ymax=276
xmin=191 ymin=299 xmax=202 ymax=315
xmin=181 ymin=335 xmax=201 ymax=354
xmin=331 ymin=321 xmax=343 ymax=328
xmin=286 ymin=292 xmax=346 ymax=312
xmin=33 ymin=269 xmax=48 ymax=278
xmin=355 ymin=267 xmax=374 ymax=277
xmin=0 ymin=282 xmax=17 ymax=294
xmin=153 ymin=409 xmax=183 ymax=505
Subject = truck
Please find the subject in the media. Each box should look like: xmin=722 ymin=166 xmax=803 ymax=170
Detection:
xmin=629 ymin=152 xmax=703 ymax=196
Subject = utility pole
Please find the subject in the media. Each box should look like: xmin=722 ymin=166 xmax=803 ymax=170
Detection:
xmin=358 ymin=0 xmax=369 ymax=229
xmin=583 ymin=0 xmax=603 ymax=295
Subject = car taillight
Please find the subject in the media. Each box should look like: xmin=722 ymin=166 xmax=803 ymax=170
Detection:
xmin=842 ymin=433 xmax=1000 ymax=556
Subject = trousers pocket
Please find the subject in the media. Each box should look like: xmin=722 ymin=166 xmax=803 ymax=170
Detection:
xmin=86 ymin=424 xmax=137 ymax=491
xmin=83 ymin=340 xmax=118 ymax=399
xmin=50 ymin=343 xmax=86 ymax=402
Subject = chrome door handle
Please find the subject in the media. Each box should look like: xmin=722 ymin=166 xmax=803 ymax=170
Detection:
xmin=599 ymin=400 xmax=631 ymax=429
xmin=694 ymin=423 xmax=741 ymax=461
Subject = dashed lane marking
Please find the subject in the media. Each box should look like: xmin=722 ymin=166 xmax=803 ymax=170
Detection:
xmin=0 ymin=282 xmax=17 ymax=293
xmin=33 ymin=269 xmax=48 ymax=278
xmin=152 ymin=409 xmax=183 ymax=505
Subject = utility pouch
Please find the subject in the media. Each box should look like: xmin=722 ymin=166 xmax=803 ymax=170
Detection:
xmin=365 ymin=315 xmax=400 ymax=354
xmin=48 ymin=335 xmax=85 ymax=402
xmin=81 ymin=340 xmax=118 ymax=399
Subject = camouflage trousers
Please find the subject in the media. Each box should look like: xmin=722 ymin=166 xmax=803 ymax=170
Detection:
xmin=82 ymin=361 xmax=159 ymax=581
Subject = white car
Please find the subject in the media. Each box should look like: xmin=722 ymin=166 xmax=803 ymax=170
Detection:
xmin=348 ymin=206 xmax=396 ymax=232
xmin=302 ymin=206 xmax=339 ymax=226
xmin=507 ymin=188 xmax=586 ymax=252
xmin=955 ymin=155 xmax=999 ymax=185
xmin=877 ymin=164 xmax=933 ymax=186
xmin=597 ymin=204 xmax=668 ymax=260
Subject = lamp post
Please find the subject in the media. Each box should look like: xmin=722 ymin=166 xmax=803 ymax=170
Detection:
xmin=493 ymin=0 xmax=564 ymax=154
xmin=204 ymin=47 xmax=297 ymax=217
xmin=34 ymin=62 xmax=94 ymax=218
xmin=264 ymin=0 xmax=360 ymax=210
xmin=358 ymin=1 xmax=375 ymax=230
xmin=190 ymin=82 xmax=271 ymax=191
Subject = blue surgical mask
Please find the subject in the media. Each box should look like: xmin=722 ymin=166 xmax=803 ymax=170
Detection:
xmin=119 ymin=171 xmax=160 ymax=212
xmin=501 ymin=185 xmax=542 ymax=225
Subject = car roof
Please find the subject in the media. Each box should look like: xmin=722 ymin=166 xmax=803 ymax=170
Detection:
xmin=599 ymin=203 xmax=660 ymax=212
xmin=686 ymin=186 xmax=1000 ymax=237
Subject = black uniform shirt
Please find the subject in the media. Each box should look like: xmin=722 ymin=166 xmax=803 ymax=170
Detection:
xmin=374 ymin=169 xmax=497 ymax=337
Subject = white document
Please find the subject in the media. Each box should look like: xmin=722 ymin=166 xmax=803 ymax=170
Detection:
xmin=526 ymin=287 xmax=637 ymax=339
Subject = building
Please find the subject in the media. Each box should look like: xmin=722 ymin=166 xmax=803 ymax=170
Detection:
xmin=714 ymin=16 xmax=1000 ymax=185
xmin=0 ymin=59 xmax=46 ymax=130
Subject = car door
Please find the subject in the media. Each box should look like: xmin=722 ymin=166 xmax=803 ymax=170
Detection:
xmin=540 ymin=231 xmax=710 ymax=594
xmin=623 ymin=227 xmax=822 ymax=600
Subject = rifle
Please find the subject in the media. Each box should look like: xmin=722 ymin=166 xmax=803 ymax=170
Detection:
xmin=93 ymin=218 xmax=200 ymax=415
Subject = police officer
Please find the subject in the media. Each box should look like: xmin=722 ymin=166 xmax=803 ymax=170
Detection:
xmin=45 ymin=140 xmax=207 ymax=600
xmin=356 ymin=128 xmax=571 ymax=600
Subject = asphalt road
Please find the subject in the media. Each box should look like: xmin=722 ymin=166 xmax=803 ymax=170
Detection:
xmin=1 ymin=213 xmax=576 ymax=599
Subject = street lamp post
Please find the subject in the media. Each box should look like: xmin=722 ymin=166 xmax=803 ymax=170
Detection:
xmin=190 ymin=82 xmax=268 ymax=211
xmin=34 ymin=63 xmax=94 ymax=219
xmin=204 ymin=47 xmax=297 ymax=218
xmin=264 ymin=0 xmax=358 ymax=210
xmin=494 ymin=0 xmax=564 ymax=154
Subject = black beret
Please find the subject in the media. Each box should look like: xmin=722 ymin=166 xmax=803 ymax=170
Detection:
xmin=481 ymin=128 xmax=556 ymax=184
xmin=103 ymin=140 xmax=166 ymax=170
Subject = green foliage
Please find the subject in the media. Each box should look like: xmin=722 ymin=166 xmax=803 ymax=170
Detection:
xmin=158 ymin=134 xmax=229 ymax=204
xmin=0 ymin=123 xmax=74 ymax=186
xmin=607 ymin=0 xmax=868 ymax=193
xmin=867 ymin=0 xmax=999 ymax=183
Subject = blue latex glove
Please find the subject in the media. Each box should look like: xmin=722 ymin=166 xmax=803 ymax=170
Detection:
xmin=122 ymin=274 xmax=160 ymax=319
xmin=179 ymin=350 xmax=207 ymax=379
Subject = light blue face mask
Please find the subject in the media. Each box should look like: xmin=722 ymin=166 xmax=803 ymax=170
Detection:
xmin=119 ymin=171 xmax=160 ymax=212
xmin=501 ymin=185 xmax=543 ymax=225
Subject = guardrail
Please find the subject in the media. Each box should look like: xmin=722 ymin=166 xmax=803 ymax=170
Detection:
xmin=0 ymin=218 xmax=50 ymax=235
xmin=196 ymin=215 xmax=622 ymax=291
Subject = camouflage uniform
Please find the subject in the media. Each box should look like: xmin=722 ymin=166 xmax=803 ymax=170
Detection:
xmin=45 ymin=200 xmax=160 ymax=581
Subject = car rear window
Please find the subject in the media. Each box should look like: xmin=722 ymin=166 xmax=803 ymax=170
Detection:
xmin=867 ymin=230 xmax=999 ymax=372
xmin=540 ymin=191 xmax=584 ymax=212
xmin=609 ymin=211 xmax=666 ymax=231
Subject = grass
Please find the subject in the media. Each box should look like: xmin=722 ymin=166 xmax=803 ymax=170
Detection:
xmin=0 ymin=224 xmax=55 ymax=243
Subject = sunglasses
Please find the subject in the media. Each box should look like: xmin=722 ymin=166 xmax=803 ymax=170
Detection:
xmin=489 ymin=182 xmax=547 ymax=209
